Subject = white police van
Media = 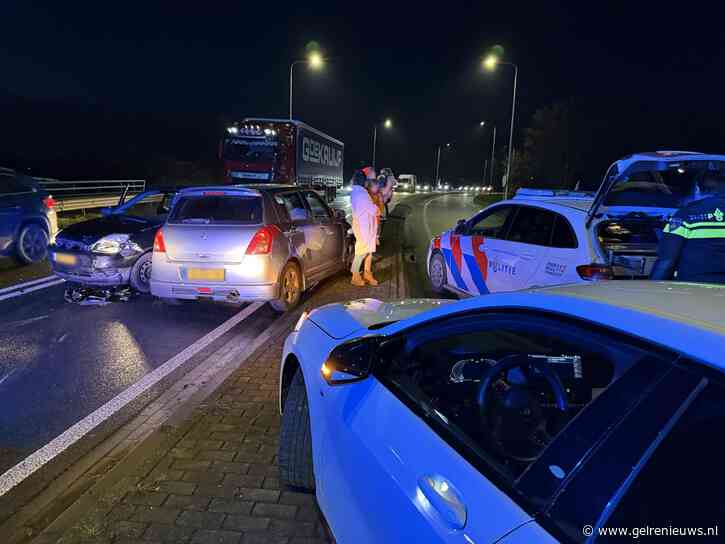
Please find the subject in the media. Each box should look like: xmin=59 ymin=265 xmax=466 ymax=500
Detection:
xmin=427 ymin=151 xmax=725 ymax=295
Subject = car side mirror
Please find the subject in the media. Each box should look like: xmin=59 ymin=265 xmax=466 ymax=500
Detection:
xmin=334 ymin=208 xmax=347 ymax=221
xmin=289 ymin=208 xmax=308 ymax=222
xmin=321 ymin=336 xmax=380 ymax=385
xmin=454 ymin=218 xmax=467 ymax=235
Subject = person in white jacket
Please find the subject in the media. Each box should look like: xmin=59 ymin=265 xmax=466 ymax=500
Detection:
xmin=350 ymin=168 xmax=381 ymax=286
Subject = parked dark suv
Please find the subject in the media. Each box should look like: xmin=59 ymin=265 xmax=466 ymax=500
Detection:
xmin=0 ymin=167 xmax=58 ymax=264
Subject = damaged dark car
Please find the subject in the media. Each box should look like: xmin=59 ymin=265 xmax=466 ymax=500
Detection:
xmin=50 ymin=189 xmax=176 ymax=293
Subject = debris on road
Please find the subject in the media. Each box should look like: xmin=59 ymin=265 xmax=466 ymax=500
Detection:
xmin=63 ymin=285 xmax=138 ymax=306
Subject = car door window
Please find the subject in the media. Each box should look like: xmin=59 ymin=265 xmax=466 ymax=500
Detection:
xmin=303 ymin=192 xmax=332 ymax=223
xmin=468 ymin=205 xmax=514 ymax=238
xmin=540 ymin=363 xmax=706 ymax=542
xmin=506 ymin=206 xmax=556 ymax=246
xmin=596 ymin=369 xmax=724 ymax=539
xmin=275 ymin=192 xmax=309 ymax=223
xmin=550 ymin=215 xmax=578 ymax=248
xmin=374 ymin=312 xmax=672 ymax=499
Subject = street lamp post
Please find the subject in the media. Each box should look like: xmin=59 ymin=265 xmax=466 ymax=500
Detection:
xmin=371 ymin=118 xmax=392 ymax=170
xmin=289 ymin=51 xmax=324 ymax=120
xmin=480 ymin=121 xmax=497 ymax=187
xmin=483 ymin=55 xmax=518 ymax=198
xmin=434 ymin=142 xmax=451 ymax=186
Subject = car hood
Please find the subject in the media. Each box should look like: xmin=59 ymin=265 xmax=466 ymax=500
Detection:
xmin=308 ymin=297 xmax=455 ymax=339
xmin=57 ymin=216 xmax=160 ymax=244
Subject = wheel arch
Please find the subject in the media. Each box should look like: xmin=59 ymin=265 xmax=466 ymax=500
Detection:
xmin=18 ymin=216 xmax=50 ymax=236
xmin=279 ymin=353 xmax=301 ymax=414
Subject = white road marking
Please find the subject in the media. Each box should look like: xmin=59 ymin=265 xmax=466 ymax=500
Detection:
xmin=0 ymin=276 xmax=59 ymax=295
xmin=3 ymin=315 xmax=50 ymax=329
xmin=0 ymin=368 xmax=16 ymax=386
xmin=423 ymin=195 xmax=450 ymax=240
xmin=0 ymin=279 xmax=65 ymax=302
xmin=0 ymin=301 xmax=265 ymax=497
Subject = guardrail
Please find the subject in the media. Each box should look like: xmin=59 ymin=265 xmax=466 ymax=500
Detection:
xmin=34 ymin=178 xmax=146 ymax=212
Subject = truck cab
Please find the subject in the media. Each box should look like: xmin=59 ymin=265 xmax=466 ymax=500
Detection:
xmin=220 ymin=118 xmax=343 ymax=203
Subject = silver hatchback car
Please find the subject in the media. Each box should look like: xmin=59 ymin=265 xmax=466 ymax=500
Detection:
xmin=150 ymin=185 xmax=350 ymax=311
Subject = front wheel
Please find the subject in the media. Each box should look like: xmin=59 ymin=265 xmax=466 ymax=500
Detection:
xmin=270 ymin=262 xmax=302 ymax=313
xmin=16 ymin=224 xmax=49 ymax=264
xmin=130 ymin=252 xmax=152 ymax=293
xmin=278 ymin=369 xmax=315 ymax=491
xmin=429 ymin=252 xmax=447 ymax=294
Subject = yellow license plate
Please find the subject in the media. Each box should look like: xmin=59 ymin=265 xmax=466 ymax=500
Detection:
xmin=55 ymin=253 xmax=77 ymax=266
xmin=187 ymin=268 xmax=225 ymax=281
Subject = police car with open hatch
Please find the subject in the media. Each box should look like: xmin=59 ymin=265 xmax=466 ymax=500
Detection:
xmin=427 ymin=151 xmax=725 ymax=295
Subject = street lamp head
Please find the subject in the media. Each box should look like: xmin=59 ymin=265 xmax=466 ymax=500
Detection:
xmin=483 ymin=54 xmax=498 ymax=71
xmin=308 ymin=51 xmax=324 ymax=69
xmin=384 ymin=118 xmax=393 ymax=129
xmin=479 ymin=121 xmax=486 ymax=126
xmin=446 ymin=142 xmax=452 ymax=148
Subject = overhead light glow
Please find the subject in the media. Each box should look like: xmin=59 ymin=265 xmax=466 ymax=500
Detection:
xmin=483 ymin=55 xmax=498 ymax=71
xmin=308 ymin=51 xmax=324 ymax=69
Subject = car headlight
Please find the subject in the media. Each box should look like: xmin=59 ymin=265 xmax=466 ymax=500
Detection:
xmin=90 ymin=234 xmax=142 ymax=257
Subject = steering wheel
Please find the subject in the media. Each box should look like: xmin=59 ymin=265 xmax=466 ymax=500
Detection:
xmin=476 ymin=354 xmax=569 ymax=463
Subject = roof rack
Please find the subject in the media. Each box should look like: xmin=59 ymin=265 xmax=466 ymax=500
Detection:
xmin=514 ymin=188 xmax=595 ymax=200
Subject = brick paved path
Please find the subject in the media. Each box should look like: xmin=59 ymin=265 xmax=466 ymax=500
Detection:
xmin=42 ymin=262 xmax=398 ymax=544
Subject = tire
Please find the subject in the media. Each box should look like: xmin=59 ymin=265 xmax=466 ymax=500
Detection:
xmin=270 ymin=262 xmax=302 ymax=313
xmin=278 ymin=369 xmax=315 ymax=491
xmin=429 ymin=252 xmax=447 ymax=294
xmin=129 ymin=251 xmax=152 ymax=293
xmin=16 ymin=223 xmax=49 ymax=264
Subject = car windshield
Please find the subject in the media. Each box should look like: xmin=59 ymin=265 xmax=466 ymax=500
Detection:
xmin=169 ymin=195 xmax=263 ymax=225
xmin=604 ymin=160 xmax=725 ymax=208
xmin=222 ymin=138 xmax=277 ymax=163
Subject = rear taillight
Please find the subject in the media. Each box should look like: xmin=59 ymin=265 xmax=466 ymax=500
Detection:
xmin=153 ymin=229 xmax=166 ymax=253
xmin=577 ymin=264 xmax=614 ymax=281
xmin=246 ymin=225 xmax=280 ymax=255
xmin=43 ymin=196 xmax=56 ymax=209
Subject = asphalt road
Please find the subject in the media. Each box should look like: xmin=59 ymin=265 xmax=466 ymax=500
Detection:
xmin=0 ymin=282 xmax=246 ymax=470
xmin=397 ymin=192 xmax=484 ymax=297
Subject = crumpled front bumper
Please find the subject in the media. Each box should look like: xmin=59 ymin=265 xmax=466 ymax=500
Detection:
xmin=49 ymin=248 xmax=134 ymax=286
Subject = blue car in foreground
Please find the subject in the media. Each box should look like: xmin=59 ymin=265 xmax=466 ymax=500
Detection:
xmin=278 ymin=282 xmax=724 ymax=543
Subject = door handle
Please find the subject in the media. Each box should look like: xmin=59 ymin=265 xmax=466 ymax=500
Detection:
xmin=417 ymin=474 xmax=467 ymax=530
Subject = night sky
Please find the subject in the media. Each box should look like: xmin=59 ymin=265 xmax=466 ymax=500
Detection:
xmin=2 ymin=1 xmax=725 ymax=185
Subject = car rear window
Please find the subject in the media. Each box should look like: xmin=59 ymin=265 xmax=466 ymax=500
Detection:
xmin=169 ymin=195 xmax=262 ymax=225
